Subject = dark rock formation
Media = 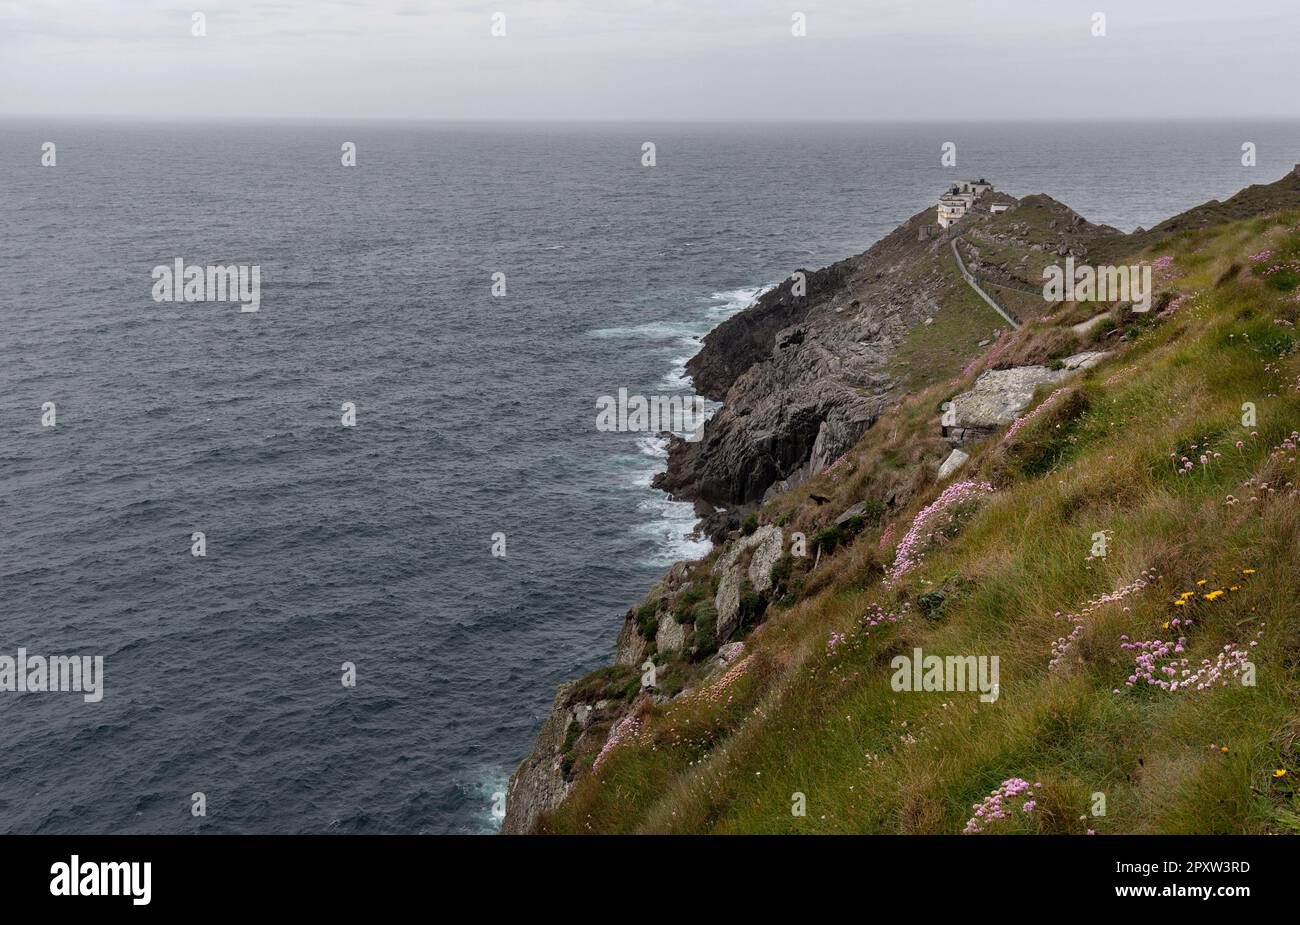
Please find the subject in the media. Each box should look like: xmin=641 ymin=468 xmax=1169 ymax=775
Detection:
xmin=655 ymin=207 xmax=956 ymax=509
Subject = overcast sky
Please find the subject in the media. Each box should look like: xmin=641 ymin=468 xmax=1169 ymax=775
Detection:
xmin=1 ymin=0 xmax=1297 ymax=121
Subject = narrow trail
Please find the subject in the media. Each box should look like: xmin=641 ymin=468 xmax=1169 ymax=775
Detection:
xmin=950 ymin=236 xmax=1022 ymax=329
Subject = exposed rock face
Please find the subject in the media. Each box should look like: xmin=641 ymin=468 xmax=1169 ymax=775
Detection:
xmin=747 ymin=527 xmax=784 ymax=593
xmin=713 ymin=525 xmax=783 ymax=642
xmin=716 ymin=641 xmax=745 ymax=666
xmin=614 ymin=610 xmax=646 ymax=667
xmin=714 ymin=570 xmax=744 ymax=644
xmin=655 ymin=209 xmax=964 ymax=509
xmin=655 ymin=614 xmax=687 ymax=653
xmin=615 ymin=560 xmax=696 ymax=665
xmin=687 ymin=266 xmax=844 ymax=400
xmin=834 ymin=500 xmax=877 ymax=525
xmin=501 ymin=682 xmax=576 ymax=835
xmin=695 ymin=641 xmax=748 ymax=680
xmin=945 ymin=352 xmax=1107 ymax=443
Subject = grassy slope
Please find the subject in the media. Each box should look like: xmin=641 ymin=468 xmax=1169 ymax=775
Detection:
xmin=887 ymin=257 xmax=1005 ymax=391
xmin=542 ymin=209 xmax=1300 ymax=835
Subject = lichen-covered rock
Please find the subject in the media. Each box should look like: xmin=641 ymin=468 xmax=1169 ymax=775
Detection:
xmin=500 ymin=682 xmax=576 ymax=835
xmin=713 ymin=524 xmax=782 ymax=641
xmin=655 ymin=613 xmax=687 ymax=653
xmin=747 ymin=526 xmax=784 ymax=594
xmin=614 ymin=608 xmax=646 ymax=667
xmin=714 ymin=569 xmax=743 ymax=644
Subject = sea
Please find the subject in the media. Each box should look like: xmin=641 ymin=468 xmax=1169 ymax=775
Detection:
xmin=3 ymin=119 xmax=1300 ymax=833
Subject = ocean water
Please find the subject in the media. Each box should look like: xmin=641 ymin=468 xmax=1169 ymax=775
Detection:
xmin=3 ymin=120 xmax=1300 ymax=834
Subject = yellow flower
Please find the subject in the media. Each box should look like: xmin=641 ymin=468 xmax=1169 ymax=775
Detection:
xmin=1274 ymin=769 xmax=1288 ymax=778
xmin=1197 ymin=579 xmax=1208 ymax=586
xmin=1162 ymin=621 xmax=1170 ymax=629
xmin=1230 ymin=586 xmax=1239 ymax=592
xmin=1173 ymin=600 xmax=1186 ymax=607
xmin=1243 ymin=569 xmax=1256 ymax=575
xmin=1220 ymin=746 xmax=1230 ymax=753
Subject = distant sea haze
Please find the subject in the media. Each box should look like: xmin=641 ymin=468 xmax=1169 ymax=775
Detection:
xmin=2 ymin=119 xmax=1300 ymax=834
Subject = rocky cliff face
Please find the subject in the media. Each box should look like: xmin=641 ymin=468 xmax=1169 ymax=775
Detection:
xmin=655 ymin=209 xmax=962 ymax=515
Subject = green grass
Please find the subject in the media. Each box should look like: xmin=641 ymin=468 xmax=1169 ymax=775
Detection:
xmin=888 ymin=270 xmax=1004 ymax=390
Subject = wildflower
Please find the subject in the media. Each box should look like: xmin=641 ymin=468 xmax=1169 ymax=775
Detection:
xmin=885 ymin=481 xmax=994 ymax=584
xmin=1005 ymin=388 xmax=1070 ymax=441
xmin=1275 ymin=769 xmax=1289 ymax=778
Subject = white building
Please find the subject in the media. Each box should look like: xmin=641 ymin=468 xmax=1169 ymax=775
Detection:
xmin=937 ymin=179 xmax=993 ymax=228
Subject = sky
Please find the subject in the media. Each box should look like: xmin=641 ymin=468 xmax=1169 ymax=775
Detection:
xmin=1 ymin=0 xmax=1297 ymax=121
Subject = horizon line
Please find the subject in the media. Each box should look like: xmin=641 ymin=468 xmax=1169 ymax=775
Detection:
xmin=5 ymin=114 xmax=1300 ymax=126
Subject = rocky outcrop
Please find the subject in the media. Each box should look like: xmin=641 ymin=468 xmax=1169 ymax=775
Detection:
xmin=747 ymin=527 xmax=784 ymax=593
xmin=686 ymin=266 xmax=846 ymax=400
xmin=945 ymin=352 xmax=1107 ymax=444
xmin=713 ymin=525 xmax=783 ymax=642
xmin=614 ymin=610 xmax=646 ymax=667
xmin=501 ymin=682 xmax=576 ymax=834
xmin=655 ymin=208 xmax=964 ymax=508
xmin=655 ymin=614 xmax=687 ymax=653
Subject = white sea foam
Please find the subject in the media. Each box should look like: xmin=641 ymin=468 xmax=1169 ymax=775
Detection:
xmin=586 ymin=320 xmax=709 ymax=341
xmin=603 ymin=284 xmax=773 ymax=566
xmin=705 ymin=285 xmax=768 ymax=319
xmin=586 ymin=286 xmax=768 ymax=344
xmin=465 ymin=768 xmax=511 ymax=834
xmin=634 ymin=495 xmax=712 ymax=566
xmin=635 ymin=434 xmax=669 ymax=458
xmin=657 ymin=355 xmax=694 ymax=391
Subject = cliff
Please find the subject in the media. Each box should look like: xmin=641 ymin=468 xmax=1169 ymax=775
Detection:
xmin=503 ymin=167 xmax=1300 ymax=835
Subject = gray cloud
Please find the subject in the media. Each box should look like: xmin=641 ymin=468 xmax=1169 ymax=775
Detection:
xmin=0 ymin=0 xmax=1295 ymax=120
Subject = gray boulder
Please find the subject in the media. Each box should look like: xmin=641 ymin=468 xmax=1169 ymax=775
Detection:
xmin=937 ymin=448 xmax=970 ymax=480
xmin=945 ymin=353 xmax=1107 ymax=443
